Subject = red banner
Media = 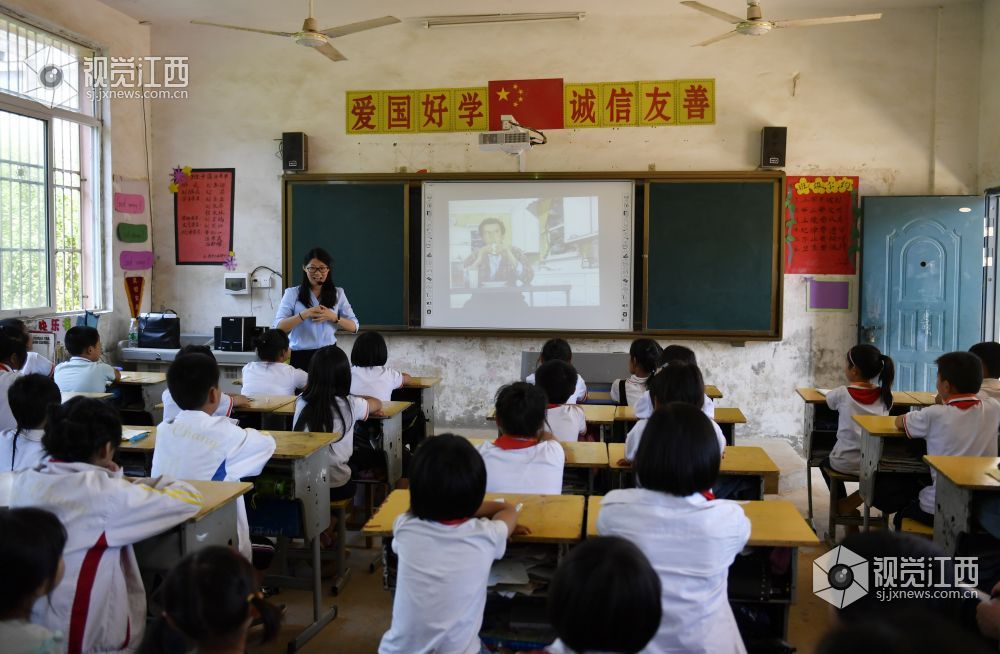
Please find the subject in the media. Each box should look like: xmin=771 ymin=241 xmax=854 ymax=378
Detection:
xmin=125 ymin=276 xmax=145 ymax=319
xmin=784 ymin=176 xmax=860 ymax=274
xmin=488 ymin=78 xmax=564 ymax=130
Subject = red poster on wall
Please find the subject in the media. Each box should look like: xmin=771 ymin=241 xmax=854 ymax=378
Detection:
xmin=173 ymin=168 xmax=235 ymax=264
xmin=784 ymin=176 xmax=860 ymax=274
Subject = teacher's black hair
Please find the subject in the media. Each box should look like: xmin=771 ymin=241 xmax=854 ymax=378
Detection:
xmin=297 ymin=247 xmax=337 ymax=310
xmin=0 ymin=507 xmax=67 ymax=616
xmin=294 ymin=345 xmax=352 ymax=435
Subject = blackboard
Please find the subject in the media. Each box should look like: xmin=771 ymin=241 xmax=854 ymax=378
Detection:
xmin=644 ymin=180 xmax=781 ymax=336
xmin=284 ymin=181 xmax=407 ymax=328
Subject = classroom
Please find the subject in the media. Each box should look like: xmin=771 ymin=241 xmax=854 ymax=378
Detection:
xmin=0 ymin=0 xmax=999 ymax=652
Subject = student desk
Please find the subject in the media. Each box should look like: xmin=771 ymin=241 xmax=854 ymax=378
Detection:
xmin=853 ymin=415 xmax=928 ymax=531
xmin=238 ymin=394 xmax=299 ymax=413
xmin=587 ymin=385 xmax=723 ymax=403
xmin=906 ymin=391 xmax=937 ymax=406
xmin=466 ymin=437 xmax=609 ymax=492
xmin=114 ymin=371 xmax=167 ymax=415
xmin=924 ymin=455 xmax=1000 ymax=554
xmin=487 ymin=404 xmax=617 ymax=441
xmin=614 ymin=405 xmax=747 ymax=445
xmin=391 ymin=375 xmax=441 ymax=442
xmin=61 ymin=391 xmax=113 ymax=402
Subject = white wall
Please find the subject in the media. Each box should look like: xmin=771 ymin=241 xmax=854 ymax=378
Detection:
xmin=981 ymin=0 xmax=1000 ymax=192
xmin=145 ymin=2 xmax=984 ymax=446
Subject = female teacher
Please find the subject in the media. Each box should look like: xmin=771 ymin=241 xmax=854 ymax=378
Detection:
xmin=273 ymin=247 xmax=359 ymax=370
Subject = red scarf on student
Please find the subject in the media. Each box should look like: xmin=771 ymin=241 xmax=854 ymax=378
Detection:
xmin=438 ymin=518 xmax=471 ymax=526
xmin=947 ymin=394 xmax=981 ymax=410
xmin=493 ymin=435 xmax=539 ymax=450
xmin=847 ymin=386 xmax=882 ymax=405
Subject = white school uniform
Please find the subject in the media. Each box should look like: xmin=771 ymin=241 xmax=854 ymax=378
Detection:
xmin=978 ymin=378 xmax=1000 ymax=403
xmin=8 ymin=461 xmax=202 ymax=654
xmin=240 ymin=360 xmax=308 ymax=396
xmin=611 ymin=374 xmax=650 ymax=407
xmin=825 ymin=385 xmax=890 ymax=475
xmin=0 ymin=619 xmax=63 ymax=654
xmin=545 ymin=404 xmax=587 ymax=442
xmin=160 ymin=388 xmax=233 ymax=423
xmin=21 ymin=351 xmax=54 ymax=376
xmin=597 ymin=488 xmax=750 ymax=654
xmin=901 ymin=396 xmax=1000 ymax=514
xmin=635 ymin=390 xmax=715 ymax=420
xmin=292 ymin=395 xmax=369 ymax=488
xmin=476 ymin=437 xmax=565 ymax=495
xmin=0 ymin=365 xmax=20 ymax=432
xmin=526 ymin=372 xmax=588 ymax=404
xmin=151 ymin=410 xmax=276 ymax=560
xmin=378 ymin=512 xmax=508 ymax=654
xmin=53 ymin=357 xmax=116 ymax=393
xmin=351 ymin=365 xmax=405 ymax=402
xmin=625 ymin=416 xmax=727 ymax=463
xmin=0 ymin=428 xmax=46 ymax=471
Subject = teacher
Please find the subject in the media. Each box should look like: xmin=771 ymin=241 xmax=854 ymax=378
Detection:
xmin=273 ymin=247 xmax=358 ymax=371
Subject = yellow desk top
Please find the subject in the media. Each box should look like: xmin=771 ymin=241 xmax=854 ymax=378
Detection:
xmin=487 ymin=404 xmax=616 ymax=425
xmin=373 ymin=400 xmax=413 ymax=419
xmin=116 ymin=371 xmax=167 ymax=385
xmin=404 ymin=376 xmax=441 ymax=389
xmin=237 ymin=395 xmax=299 ymax=413
xmin=614 ymin=406 xmax=746 ymax=424
xmin=185 ymin=480 xmax=253 ymax=522
xmin=586 ymin=391 xmax=612 ymax=402
xmin=62 ymin=391 xmax=113 ymax=402
xmin=119 ymin=426 xmax=157 ymax=452
xmin=587 ymin=495 xmax=601 ymax=539
xmin=117 ymin=426 xmax=341 ymax=460
xmin=705 ymin=385 xmax=722 ymax=399
xmin=924 ymin=455 xmax=1000 ymax=490
xmin=466 ymin=437 xmax=608 ymax=468
xmin=796 ymin=387 xmax=921 ymax=407
xmin=906 ymin=391 xmax=937 ymax=406
xmin=362 ymin=489 xmax=585 ymax=543
xmin=607 ymin=444 xmax=779 ymax=492
xmin=853 ymin=414 xmax=905 ymax=438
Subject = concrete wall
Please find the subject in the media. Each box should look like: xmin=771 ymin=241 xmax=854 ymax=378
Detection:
xmin=981 ymin=0 xmax=1000 ymax=192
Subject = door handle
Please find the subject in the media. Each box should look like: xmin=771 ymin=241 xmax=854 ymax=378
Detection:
xmin=861 ymin=325 xmax=881 ymax=344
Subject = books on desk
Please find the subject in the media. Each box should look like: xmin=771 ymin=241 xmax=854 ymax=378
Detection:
xmin=121 ymin=428 xmax=150 ymax=443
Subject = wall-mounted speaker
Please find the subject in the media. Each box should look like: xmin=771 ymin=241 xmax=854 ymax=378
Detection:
xmin=760 ymin=127 xmax=787 ymax=168
xmin=282 ymin=132 xmax=308 ymax=172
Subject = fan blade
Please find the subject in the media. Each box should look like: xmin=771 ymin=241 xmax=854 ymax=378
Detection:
xmin=320 ymin=16 xmax=400 ymax=38
xmin=694 ymin=29 xmax=740 ymax=46
xmin=315 ymin=43 xmax=347 ymax=62
xmin=190 ymin=20 xmax=294 ymax=37
xmin=772 ymin=13 xmax=882 ymax=28
xmin=680 ymin=2 xmax=744 ymax=24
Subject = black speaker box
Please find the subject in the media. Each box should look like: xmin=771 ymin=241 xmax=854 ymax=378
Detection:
xmin=220 ymin=316 xmax=256 ymax=352
xmin=282 ymin=132 xmax=308 ymax=171
xmin=760 ymin=127 xmax=787 ymax=168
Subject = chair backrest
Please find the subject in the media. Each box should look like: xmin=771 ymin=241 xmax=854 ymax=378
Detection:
xmin=520 ymin=351 xmax=631 ymax=385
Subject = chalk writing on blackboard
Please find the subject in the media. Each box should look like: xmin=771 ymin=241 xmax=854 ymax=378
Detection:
xmin=173 ymin=168 xmax=235 ymax=265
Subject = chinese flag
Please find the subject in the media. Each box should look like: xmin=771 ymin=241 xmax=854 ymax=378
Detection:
xmin=488 ymin=78 xmax=564 ymax=130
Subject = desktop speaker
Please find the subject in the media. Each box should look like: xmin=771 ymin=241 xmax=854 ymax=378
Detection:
xmin=219 ymin=316 xmax=256 ymax=352
xmin=760 ymin=127 xmax=787 ymax=168
xmin=282 ymin=132 xmax=308 ymax=172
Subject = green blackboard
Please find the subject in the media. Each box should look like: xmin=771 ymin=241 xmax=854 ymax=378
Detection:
xmin=285 ymin=181 xmax=407 ymax=328
xmin=645 ymin=180 xmax=781 ymax=336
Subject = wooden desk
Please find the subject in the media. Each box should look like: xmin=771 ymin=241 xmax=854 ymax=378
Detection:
xmin=114 ymin=371 xmax=168 ymax=414
xmin=607 ymin=444 xmax=780 ymax=497
xmin=363 ymin=489 xmax=585 ymax=544
xmin=795 ymin=387 xmax=921 ymax=407
xmin=394 ymin=376 xmax=440 ymax=441
xmin=906 ymin=391 xmax=937 ymax=406
xmin=925 ymin=455 xmax=1000 ymax=553
xmin=117 ymin=371 xmax=167 ymax=385
xmin=705 ymin=385 xmax=722 ymax=399
xmin=615 ymin=405 xmax=747 ymax=445
xmin=238 ymin=395 xmax=299 ymax=413
xmin=853 ymin=414 xmax=927 ymax=530
xmin=61 ymin=391 xmax=113 ymax=402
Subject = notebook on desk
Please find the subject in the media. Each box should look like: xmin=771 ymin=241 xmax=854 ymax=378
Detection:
xmin=122 ymin=428 xmax=150 ymax=443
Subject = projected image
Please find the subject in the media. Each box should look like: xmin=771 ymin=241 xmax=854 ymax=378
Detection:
xmin=448 ymin=196 xmax=600 ymax=309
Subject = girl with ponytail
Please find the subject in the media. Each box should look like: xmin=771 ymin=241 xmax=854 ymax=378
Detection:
xmin=612 ymin=338 xmax=663 ymax=407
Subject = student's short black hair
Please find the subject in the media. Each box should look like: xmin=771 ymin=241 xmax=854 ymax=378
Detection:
xmin=42 ymin=396 xmax=121 ymax=462
xmin=0 ymin=507 xmax=67 ymax=615
xmin=0 ymin=318 xmax=29 ymax=344
xmin=658 ymin=344 xmax=696 ymax=367
xmin=167 ymin=353 xmax=220 ymax=410
xmin=408 ymin=434 xmax=486 ymax=521
xmin=816 ymin=609 xmax=992 ymax=654
xmin=0 ymin=332 xmax=27 ymax=368
xmin=635 ymin=403 xmax=720 ymax=496
xmin=495 ymin=382 xmax=546 ymax=437
xmin=935 ymin=351 xmax=983 ymax=394
xmin=549 ymin=536 xmax=662 ymax=653
xmin=9 ymin=374 xmax=61 ymax=430
xmin=969 ymin=342 xmax=1000 ymax=379
xmin=648 ymin=361 xmax=705 ymax=409
xmin=350 ymin=331 xmax=388 ymax=367
xmin=539 ymin=338 xmax=572 ymax=363
xmin=178 ymin=344 xmax=218 ymax=360
xmin=629 ymin=338 xmax=662 ymax=377
xmin=63 ymin=325 xmax=101 ymax=356
xmin=534 ymin=360 xmax=577 ymax=405
xmin=253 ymin=329 xmax=290 ymax=363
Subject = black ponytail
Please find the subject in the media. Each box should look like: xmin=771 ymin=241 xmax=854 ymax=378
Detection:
xmin=8 ymin=374 xmax=61 ymax=470
xmin=878 ymin=354 xmax=895 ymax=411
xmin=42 ymin=397 xmax=121 ymax=462
xmin=629 ymin=338 xmax=663 ymax=379
xmin=254 ymin=329 xmax=290 ymax=363
xmin=848 ymin=344 xmax=895 ymax=410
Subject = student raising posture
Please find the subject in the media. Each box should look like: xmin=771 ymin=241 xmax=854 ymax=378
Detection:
xmin=0 ymin=507 xmax=67 ymax=654
xmin=8 ymin=397 xmax=203 ymax=654
xmin=526 ymin=338 xmax=587 ymax=403
xmin=240 ymin=328 xmax=308 ymax=396
xmin=152 ymin=353 xmax=275 ymax=561
xmin=0 ymin=331 xmax=27 ymax=432
xmin=0 ymin=374 xmax=61 ymax=471
xmin=477 ymin=382 xmax=565 ymax=495
xmin=350 ymin=331 xmax=411 ymax=402
xmin=161 ymin=345 xmax=250 ymax=422
xmin=53 ymin=326 xmax=119 ymax=393
xmin=0 ymin=318 xmax=53 ymax=376
xmin=635 ymin=344 xmax=715 ymax=420
xmin=611 ymin=338 xmax=662 ymax=407
xmin=598 ymin=404 xmax=751 ymax=654
xmin=378 ymin=434 xmax=524 ymax=654
xmin=535 ymin=360 xmax=587 ymax=442
xmin=970 ymin=341 xmax=1000 ymax=402
xmin=293 ymin=345 xmax=382 ymax=501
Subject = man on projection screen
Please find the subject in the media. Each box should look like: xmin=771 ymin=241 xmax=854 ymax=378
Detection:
xmin=463 ymin=217 xmax=534 ymax=287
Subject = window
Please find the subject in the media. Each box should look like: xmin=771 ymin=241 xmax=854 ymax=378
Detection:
xmin=0 ymin=11 xmax=104 ymax=315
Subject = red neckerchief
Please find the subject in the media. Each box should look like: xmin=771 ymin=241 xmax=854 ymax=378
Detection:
xmin=546 ymin=403 xmax=561 ymax=409
xmin=700 ymin=490 xmax=715 ymax=501
xmin=947 ymin=394 xmax=981 ymax=410
xmin=493 ymin=435 xmax=539 ymax=450
xmin=847 ymin=385 xmax=882 ymax=405
xmin=438 ymin=518 xmax=471 ymax=526
xmin=0 ymin=363 xmax=11 ymax=373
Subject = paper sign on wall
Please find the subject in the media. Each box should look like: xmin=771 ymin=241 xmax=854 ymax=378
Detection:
xmin=114 ymin=192 xmax=145 ymax=214
xmin=116 ymin=223 xmax=148 ymax=243
xmin=784 ymin=176 xmax=860 ymax=274
xmin=120 ymin=250 xmax=154 ymax=271
xmin=173 ymin=168 xmax=235 ymax=265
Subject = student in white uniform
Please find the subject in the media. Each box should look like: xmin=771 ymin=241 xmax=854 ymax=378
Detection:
xmin=8 ymin=397 xmax=203 ymax=653
xmin=543 ymin=536 xmax=662 ymax=654
xmin=0 ymin=332 xmax=27 ymax=433
xmin=293 ymin=345 xmax=381 ymax=503
xmin=477 ymin=382 xmax=565 ymax=495
xmin=598 ymin=404 xmax=751 ymax=654
xmin=526 ymin=338 xmax=587 ymax=404
xmin=160 ymin=345 xmax=250 ymax=422
xmin=350 ymin=330 xmax=411 ymax=402
xmin=0 ymin=507 xmax=66 ymax=654
xmin=152 ymin=353 xmax=276 ymax=561
xmin=379 ymin=434 xmax=523 ymax=654
xmin=53 ymin=326 xmax=119 ymax=393
xmin=0 ymin=319 xmax=53 ymax=377
xmin=535 ymin=360 xmax=586 ymax=442
xmin=0 ymin=374 xmax=61 ymax=471
xmin=611 ymin=338 xmax=662 ymax=407
xmin=970 ymin=341 xmax=1000 ymax=402
xmin=240 ymin=328 xmax=308 ymax=397
xmin=895 ymin=351 xmax=1000 ymax=528
xmin=634 ymin=344 xmax=715 ymax=420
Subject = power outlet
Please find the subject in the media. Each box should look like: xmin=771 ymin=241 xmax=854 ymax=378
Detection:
xmin=251 ymin=273 xmax=273 ymax=289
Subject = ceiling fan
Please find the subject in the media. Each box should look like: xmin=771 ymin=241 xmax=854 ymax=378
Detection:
xmin=190 ymin=0 xmax=400 ymax=62
xmin=681 ymin=0 xmax=881 ymax=46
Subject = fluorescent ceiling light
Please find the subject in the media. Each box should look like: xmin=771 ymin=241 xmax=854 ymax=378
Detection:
xmin=959 ymin=207 xmax=972 ymax=213
xmin=421 ymin=12 xmax=586 ymax=28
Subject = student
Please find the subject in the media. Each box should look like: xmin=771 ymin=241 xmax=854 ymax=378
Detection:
xmin=634 ymin=344 xmax=715 ymax=419
xmin=8 ymin=397 xmax=203 ymax=653
xmin=350 ymin=330 xmax=411 ymax=402
xmin=819 ymin=609 xmax=992 ymax=654
xmin=152 ymin=353 xmax=275 ymax=561
xmin=138 ymin=546 xmax=283 ymax=654
xmin=894 ymin=351 xmax=1000 ymax=528
xmin=378 ymin=434 xmax=523 ymax=654
xmin=240 ymin=328 xmax=308 ymax=396
xmin=161 ymin=345 xmax=250 ymax=422
xmin=597 ymin=404 xmax=751 ymax=654
xmin=526 ymin=338 xmax=587 ymax=403
xmin=476 ymin=382 xmax=565 ymax=495
xmin=611 ymin=338 xmax=662 ymax=407
xmin=53 ymin=326 xmax=119 ymax=393
xmin=0 ymin=332 xmax=28 ymax=432
xmin=969 ymin=341 xmax=1000 ymax=402
xmin=543 ymin=536 xmax=662 ymax=654
xmin=535 ymin=360 xmax=586 ymax=442
xmin=0 ymin=374 xmax=61 ymax=471
xmin=293 ymin=344 xmax=381 ymax=501
xmin=0 ymin=507 xmax=67 ymax=654
xmin=0 ymin=319 xmax=53 ymax=376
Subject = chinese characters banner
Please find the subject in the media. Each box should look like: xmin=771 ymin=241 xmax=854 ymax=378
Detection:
xmin=784 ymin=176 xmax=860 ymax=275
xmin=347 ymin=87 xmax=488 ymax=134
xmin=173 ymin=169 xmax=235 ymax=265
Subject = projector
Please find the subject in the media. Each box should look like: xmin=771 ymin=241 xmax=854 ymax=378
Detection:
xmin=478 ymin=130 xmax=532 ymax=154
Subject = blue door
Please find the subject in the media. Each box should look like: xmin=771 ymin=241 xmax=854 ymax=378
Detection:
xmin=860 ymin=196 xmax=983 ymax=392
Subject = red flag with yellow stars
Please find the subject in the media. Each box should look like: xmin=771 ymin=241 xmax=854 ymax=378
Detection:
xmin=487 ymin=78 xmax=564 ymax=130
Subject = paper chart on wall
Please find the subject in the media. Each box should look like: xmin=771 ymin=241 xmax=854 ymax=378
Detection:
xmin=113 ymin=176 xmax=153 ymax=316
